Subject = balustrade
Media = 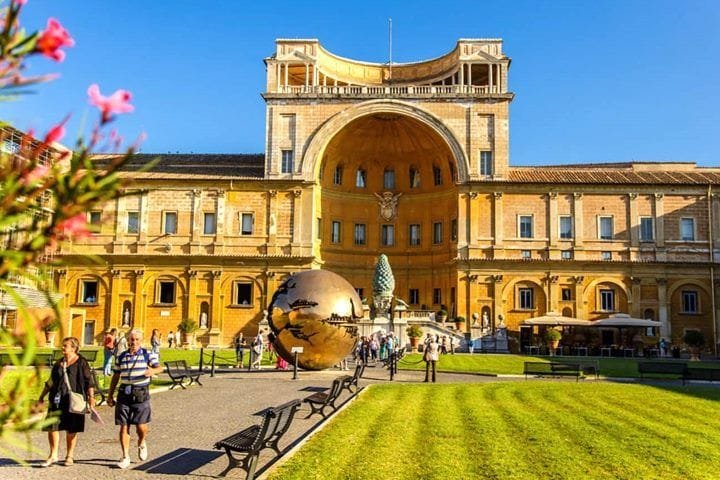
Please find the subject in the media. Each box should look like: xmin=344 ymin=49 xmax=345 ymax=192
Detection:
xmin=274 ymin=84 xmax=501 ymax=96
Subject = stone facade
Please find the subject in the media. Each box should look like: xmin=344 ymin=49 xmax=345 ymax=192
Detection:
xmin=52 ymin=38 xmax=720 ymax=353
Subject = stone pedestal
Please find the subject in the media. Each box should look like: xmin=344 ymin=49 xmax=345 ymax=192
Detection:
xmin=206 ymin=328 xmax=222 ymax=348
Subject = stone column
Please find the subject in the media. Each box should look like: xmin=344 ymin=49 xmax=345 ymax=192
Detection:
xmin=190 ymin=189 xmax=202 ymax=252
xmin=712 ymin=194 xmax=720 ymax=261
xmin=492 ymin=275 xmax=504 ymax=330
xmin=630 ymin=277 xmax=642 ymax=318
xmin=493 ymin=192 xmax=504 ymax=255
xmin=573 ymin=276 xmax=585 ymax=320
xmin=629 ymin=193 xmax=639 ymax=247
xmin=654 ymin=193 xmax=665 ymax=247
xmin=215 ymin=189 xmax=226 ymax=251
xmin=211 ymin=270 xmax=224 ymax=345
xmin=548 ymin=192 xmax=558 ymax=248
xmin=186 ymin=269 xmax=198 ymax=328
xmin=657 ymin=278 xmax=669 ymax=338
xmin=488 ymin=63 xmax=493 ymax=91
xmin=267 ymin=190 xmax=278 ymax=255
xmin=457 ymin=192 xmax=471 ymax=252
xmin=133 ymin=270 xmax=145 ymax=333
xmin=109 ymin=269 xmax=122 ymax=330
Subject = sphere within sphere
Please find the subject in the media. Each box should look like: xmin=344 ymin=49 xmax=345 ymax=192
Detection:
xmin=268 ymin=270 xmax=362 ymax=370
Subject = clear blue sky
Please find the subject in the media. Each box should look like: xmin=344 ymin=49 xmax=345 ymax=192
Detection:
xmin=4 ymin=0 xmax=719 ymax=166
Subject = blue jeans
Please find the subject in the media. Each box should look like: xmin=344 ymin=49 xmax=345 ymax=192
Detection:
xmin=103 ymin=348 xmax=114 ymax=376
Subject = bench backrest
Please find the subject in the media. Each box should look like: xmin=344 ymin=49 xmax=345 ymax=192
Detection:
xmin=638 ymin=362 xmax=687 ymax=374
xmin=253 ymin=399 xmax=301 ymax=450
xmin=353 ymin=363 xmax=365 ymax=380
xmin=165 ymin=360 xmax=189 ymax=373
xmin=79 ymin=349 xmax=98 ymax=362
xmin=327 ymin=378 xmax=344 ymax=402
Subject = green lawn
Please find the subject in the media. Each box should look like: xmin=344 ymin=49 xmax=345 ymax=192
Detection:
xmin=271 ymin=382 xmax=720 ymax=480
xmin=397 ymin=353 xmax=720 ymax=378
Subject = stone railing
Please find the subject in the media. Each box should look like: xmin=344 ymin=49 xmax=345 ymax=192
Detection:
xmin=272 ymin=84 xmax=503 ymax=97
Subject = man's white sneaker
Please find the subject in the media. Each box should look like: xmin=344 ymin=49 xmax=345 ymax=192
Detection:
xmin=138 ymin=442 xmax=148 ymax=461
xmin=117 ymin=457 xmax=131 ymax=469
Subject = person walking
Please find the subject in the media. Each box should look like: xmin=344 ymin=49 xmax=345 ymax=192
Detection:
xmin=424 ymin=335 xmax=440 ymax=383
xmin=37 ymin=337 xmax=96 ymax=467
xmin=107 ymin=329 xmax=163 ymax=469
xmin=234 ymin=332 xmax=245 ymax=368
xmin=114 ymin=332 xmax=128 ymax=358
xmin=167 ymin=330 xmax=174 ymax=349
xmin=174 ymin=330 xmax=180 ymax=349
xmin=150 ymin=329 xmax=161 ymax=356
xmin=251 ymin=333 xmax=264 ymax=369
xmin=103 ymin=328 xmax=117 ymax=376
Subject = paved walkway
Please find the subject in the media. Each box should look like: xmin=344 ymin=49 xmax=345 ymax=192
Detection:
xmin=0 ymin=364 xmax=506 ymax=479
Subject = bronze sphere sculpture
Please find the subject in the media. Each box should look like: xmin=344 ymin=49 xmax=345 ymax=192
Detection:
xmin=268 ymin=270 xmax=362 ymax=370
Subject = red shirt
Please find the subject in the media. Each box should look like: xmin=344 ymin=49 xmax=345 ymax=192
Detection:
xmin=103 ymin=334 xmax=115 ymax=350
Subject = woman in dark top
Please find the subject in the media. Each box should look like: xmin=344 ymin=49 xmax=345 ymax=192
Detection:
xmin=38 ymin=336 xmax=95 ymax=467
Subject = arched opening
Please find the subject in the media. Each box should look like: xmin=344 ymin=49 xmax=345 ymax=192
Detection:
xmin=318 ymin=112 xmax=459 ymax=311
xmin=200 ymin=301 xmax=210 ymax=329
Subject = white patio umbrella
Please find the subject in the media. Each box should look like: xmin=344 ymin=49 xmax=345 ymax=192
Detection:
xmin=590 ymin=313 xmax=661 ymax=328
xmin=522 ymin=311 xmax=591 ymax=327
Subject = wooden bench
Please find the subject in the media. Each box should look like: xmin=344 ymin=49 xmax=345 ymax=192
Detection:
xmin=339 ymin=363 xmax=365 ymax=393
xmin=303 ymin=378 xmax=344 ymax=418
xmin=683 ymin=367 xmax=720 ymax=385
xmin=524 ymin=362 xmax=581 ymax=381
xmin=79 ymin=349 xmax=99 ymax=363
xmin=575 ymin=360 xmax=601 ymax=379
xmin=637 ymin=361 xmax=687 ymax=380
xmin=165 ymin=360 xmax=205 ymax=389
xmin=214 ymin=399 xmax=301 ymax=479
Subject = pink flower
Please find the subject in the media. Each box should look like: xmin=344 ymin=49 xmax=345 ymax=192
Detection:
xmin=21 ymin=164 xmax=50 ymax=186
xmin=87 ymin=84 xmax=134 ymax=123
xmin=35 ymin=18 xmax=74 ymax=62
xmin=56 ymin=213 xmax=92 ymax=240
xmin=43 ymin=115 xmax=69 ymax=144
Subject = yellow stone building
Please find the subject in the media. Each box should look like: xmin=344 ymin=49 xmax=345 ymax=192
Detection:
xmin=54 ymin=38 xmax=720 ymax=353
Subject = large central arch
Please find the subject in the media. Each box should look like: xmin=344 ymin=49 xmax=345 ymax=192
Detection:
xmin=301 ymin=99 xmax=468 ymax=183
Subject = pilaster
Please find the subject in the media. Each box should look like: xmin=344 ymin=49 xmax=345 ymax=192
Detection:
xmin=629 ymin=193 xmax=639 ymax=247
xmin=548 ymin=192 xmax=558 ymax=248
xmin=109 ymin=269 xmax=122 ymax=330
xmin=572 ymin=275 xmax=585 ymax=320
xmin=493 ymin=192 xmax=503 ymax=254
xmin=656 ymin=278 xmax=669 ymax=338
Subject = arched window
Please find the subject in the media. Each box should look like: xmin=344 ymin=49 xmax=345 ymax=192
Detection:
xmin=355 ymin=168 xmax=366 ymax=188
xmin=333 ymin=165 xmax=343 ymax=185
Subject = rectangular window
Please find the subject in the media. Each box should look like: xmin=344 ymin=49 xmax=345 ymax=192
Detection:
xmin=355 ymin=169 xmax=366 ymax=188
xmin=433 ymin=166 xmax=442 ymax=186
xmin=409 ymin=288 xmax=420 ymax=305
xmin=333 ymin=166 xmax=343 ymax=185
xmin=409 ymin=167 xmax=420 ymax=188
xmin=521 ymin=250 xmax=532 ymax=259
xmin=451 ymin=218 xmax=458 ymax=242
xmin=164 ymin=212 xmax=177 ymax=235
xmin=281 ymin=149 xmax=294 ymax=173
xmin=561 ymin=288 xmax=572 ymax=301
xmin=235 ymin=282 xmax=253 ymax=305
xmin=331 ymin=221 xmax=341 ymax=243
xmin=519 ymin=215 xmax=533 ymax=239
xmin=519 ymin=288 xmax=534 ymax=309
xmin=479 ymin=151 xmax=493 ymax=176
xmin=559 ymin=215 xmax=573 ymax=239
xmin=601 ymin=251 xmax=612 ymax=261
xmin=158 ymin=281 xmax=175 ymax=304
xmin=383 ymin=170 xmax=395 ymax=189
xmin=409 ymin=224 xmax=421 ymax=246
xmin=81 ymin=280 xmax=98 ymax=304
xmin=561 ymin=250 xmax=573 ymax=260
xmin=203 ymin=212 xmax=216 ymax=235
xmin=381 ymin=224 xmax=395 ymax=246
xmin=682 ymin=291 xmax=698 ymax=313
xmin=354 ymin=223 xmax=366 ymax=245
xmin=681 ymin=217 xmax=695 ymax=241
xmin=599 ymin=289 xmax=615 ymax=311
xmin=88 ymin=211 xmax=102 ymax=225
xmin=433 ymin=288 xmax=442 ymax=305
xmin=640 ymin=217 xmax=654 ymax=241
xmin=127 ymin=212 xmax=139 ymax=234
xmin=240 ymin=213 xmax=253 ymax=235
xmin=433 ymin=222 xmax=443 ymax=244
xmin=599 ymin=216 xmax=614 ymax=240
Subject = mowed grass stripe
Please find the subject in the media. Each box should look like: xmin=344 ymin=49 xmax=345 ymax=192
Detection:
xmin=269 ymin=383 xmax=720 ymax=480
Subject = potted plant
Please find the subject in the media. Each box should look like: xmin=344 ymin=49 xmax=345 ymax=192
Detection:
xmin=406 ymin=325 xmax=423 ymax=351
xmin=177 ymin=318 xmax=199 ymax=347
xmin=683 ymin=330 xmax=705 ymax=361
xmin=544 ymin=328 xmax=562 ymax=354
xmin=43 ymin=317 xmax=62 ymax=347
xmin=454 ymin=316 xmax=466 ymax=331
xmin=436 ymin=309 xmax=448 ymax=323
